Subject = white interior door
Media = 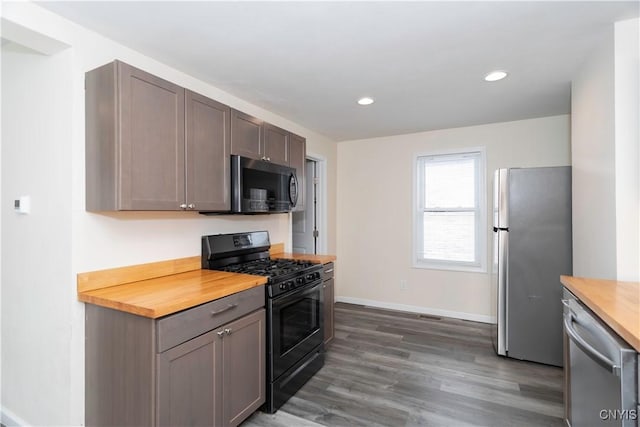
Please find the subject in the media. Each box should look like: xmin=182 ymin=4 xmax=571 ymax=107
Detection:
xmin=292 ymin=159 xmax=316 ymax=253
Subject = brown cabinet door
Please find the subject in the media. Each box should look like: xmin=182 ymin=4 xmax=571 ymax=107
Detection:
xmin=323 ymin=277 xmax=335 ymax=346
xmin=156 ymin=330 xmax=222 ymax=427
xmin=230 ymin=109 xmax=262 ymax=160
xmin=222 ymin=309 xmax=266 ymax=427
xmin=289 ymin=133 xmax=306 ymax=211
xmin=118 ymin=61 xmax=185 ymax=210
xmin=185 ymin=90 xmax=231 ymax=211
xmin=263 ymin=123 xmax=289 ymax=165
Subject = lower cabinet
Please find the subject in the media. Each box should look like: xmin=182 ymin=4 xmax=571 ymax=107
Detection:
xmin=157 ymin=309 xmax=265 ymax=427
xmin=85 ymin=287 xmax=265 ymax=427
xmin=221 ymin=309 xmax=265 ymax=426
xmin=157 ymin=329 xmax=220 ymax=427
xmin=323 ymin=262 xmax=335 ymax=346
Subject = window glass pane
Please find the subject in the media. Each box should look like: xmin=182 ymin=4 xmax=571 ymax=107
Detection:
xmin=422 ymin=211 xmax=475 ymax=262
xmin=424 ymin=158 xmax=475 ymax=208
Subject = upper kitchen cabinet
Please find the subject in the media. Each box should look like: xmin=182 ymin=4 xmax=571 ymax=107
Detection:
xmin=230 ymin=110 xmax=290 ymax=166
xmin=185 ymin=90 xmax=231 ymax=211
xmin=263 ymin=123 xmax=289 ymax=165
xmin=85 ymin=60 xmax=231 ymax=211
xmin=289 ymin=132 xmax=306 ymax=211
xmin=230 ymin=109 xmax=263 ymax=161
xmin=86 ymin=60 xmax=185 ymax=211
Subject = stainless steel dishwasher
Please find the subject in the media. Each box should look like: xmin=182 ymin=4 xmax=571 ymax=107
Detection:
xmin=563 ymin=289 xmax=638 ymax=426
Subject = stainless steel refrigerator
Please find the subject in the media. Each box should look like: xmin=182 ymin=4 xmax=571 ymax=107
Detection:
xmin=492 ymin=166 xmax=572 ymax=367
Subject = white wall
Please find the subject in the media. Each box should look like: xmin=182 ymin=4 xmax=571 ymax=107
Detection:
xmin=336 ymin=115 xmax=570 ymax=321
xmin=1 ymin=43 xmax=74 ymax=426
xmin=571 ymin=17 xmax=640 ymax=281
xmin=614 ymin=18 xmax=639 ymax=282
xmin=571 ymin=27 xmax=618 ymax=280
xmin=0 ymin=2 xmax=337 ymax=425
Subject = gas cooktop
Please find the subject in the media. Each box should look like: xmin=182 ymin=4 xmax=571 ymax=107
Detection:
xmin=217 ymin=257 xmax=318 ymax=280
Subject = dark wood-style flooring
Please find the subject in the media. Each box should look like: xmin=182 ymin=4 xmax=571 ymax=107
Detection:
xmin=243 ymin=302 xmax=564 ymax=427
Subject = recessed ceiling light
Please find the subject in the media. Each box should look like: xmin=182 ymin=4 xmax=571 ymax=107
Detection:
xmin=484 ymin=70 xmax=508 ymax=82
xmin=357 ymin=97 xmax=375 ymax=106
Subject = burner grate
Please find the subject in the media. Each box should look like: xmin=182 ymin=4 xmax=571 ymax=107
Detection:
xmin=218 ymin=258 xmax=316 ymax=279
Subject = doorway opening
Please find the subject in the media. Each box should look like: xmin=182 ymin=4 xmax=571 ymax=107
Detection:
xmin=292 ymin=155 xmax=326 ymax=254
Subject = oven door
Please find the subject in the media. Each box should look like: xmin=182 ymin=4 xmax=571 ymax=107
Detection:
xmin=268 ymin=280 xmax=323 ymax=380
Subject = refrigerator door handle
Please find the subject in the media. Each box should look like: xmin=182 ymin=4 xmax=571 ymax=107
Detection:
xmin=496 ymin=229 xmax=508 ymax=355
xmin=497 ymin=169 xmax=509 ymax=228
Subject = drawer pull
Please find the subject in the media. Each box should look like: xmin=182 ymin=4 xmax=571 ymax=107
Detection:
xmin=324 ymin=268 xmax=334 ymax=274
xmin=224 ymin=328 xmax=232 ymax=335
xmin=211 ymin=303 xmax=238 ymax=315
xmin=217 ymin=331 xmax=225 ymax=338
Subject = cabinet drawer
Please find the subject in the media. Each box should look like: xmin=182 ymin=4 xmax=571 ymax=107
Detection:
xmin=157 ymin=286 xmax=264 ymax=352
xmin=323 ymin=262 xmax=334 ymax=280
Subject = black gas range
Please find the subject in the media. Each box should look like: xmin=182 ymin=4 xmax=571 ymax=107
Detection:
xmin=201 ymin=231 xmax=325 ymax=413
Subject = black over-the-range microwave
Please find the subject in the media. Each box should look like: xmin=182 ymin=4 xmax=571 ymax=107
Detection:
xmin=229 ymin=154 xmax=299 ymax=214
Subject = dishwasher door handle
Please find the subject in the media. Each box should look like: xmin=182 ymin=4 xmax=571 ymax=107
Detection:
xmin=564 ymin=312 xmax=621 ymax=376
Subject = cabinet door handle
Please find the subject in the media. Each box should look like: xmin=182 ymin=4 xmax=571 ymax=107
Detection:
xmin=217 ymin=331 xmax=225 ymax=338
xmin=179 ymin=203 xmax=187 ymax=209
xmin=224 ymin=328 xmax=232 ymax=335
xmin=188 ymin=203 xmax=195 ymax=209
xmin=324 ymin=268 xmax=334 ymax=274
xmin=211 ymin=303 xmax=238 ymax=315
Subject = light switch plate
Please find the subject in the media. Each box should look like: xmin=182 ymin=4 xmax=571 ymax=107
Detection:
xmin=14 ymin=195 xmax=30 ymax=214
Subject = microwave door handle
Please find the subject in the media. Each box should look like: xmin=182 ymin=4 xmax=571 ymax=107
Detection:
xmin=289 ymin=173 xmax=299 ymax=207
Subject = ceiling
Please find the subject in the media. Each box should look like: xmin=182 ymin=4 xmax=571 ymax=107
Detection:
xmin=37 ymin=1 xmax=639 ymax=141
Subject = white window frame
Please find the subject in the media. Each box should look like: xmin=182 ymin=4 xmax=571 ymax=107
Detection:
xmin=413 ymin=147 xmax=487 ymax=273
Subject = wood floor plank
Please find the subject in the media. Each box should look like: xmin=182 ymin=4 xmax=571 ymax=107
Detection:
xmin=240 ymin=303 xmax=564 ymax=427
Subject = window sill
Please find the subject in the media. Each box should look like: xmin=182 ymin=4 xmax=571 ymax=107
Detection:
xmin=412 ymin=260 xmax=487 ymax=274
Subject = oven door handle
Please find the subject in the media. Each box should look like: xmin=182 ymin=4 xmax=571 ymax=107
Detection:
xmin=274 ymin=281 xmax=321 ymax=303
xmin=564 ymin=311 xmax=620 ymax=376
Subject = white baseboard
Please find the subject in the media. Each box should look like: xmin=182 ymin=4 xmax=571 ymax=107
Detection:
xmin=1 ymin=406 xmax=27 ymax=427
xmin=335 ymin=296 xmax=496 ymax=324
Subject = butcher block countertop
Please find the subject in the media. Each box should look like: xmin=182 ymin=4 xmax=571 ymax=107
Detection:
xmin=77 ymin=245 xmax=336 ymax=319
xmin=77 ymin=256 xmax=267 ymax=319
xmin=561 ymin=275 xmax=640 ymax=352
xmin=269 ymin=243 xmax=337 ymax=264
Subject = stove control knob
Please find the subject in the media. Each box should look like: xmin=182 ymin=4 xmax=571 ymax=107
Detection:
xmin=315 ymin=272 xmax=321 ymax=280
xmin=296 ymin=277 xmax=304 ymax=285
xmin=287 ymin=280 xmax=295 ymax=289
xmin=279 ymin=283 xmax=286 ymax=290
